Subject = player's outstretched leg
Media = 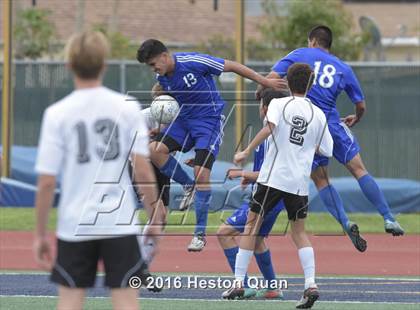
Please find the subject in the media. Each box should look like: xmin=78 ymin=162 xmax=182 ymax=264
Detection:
xmin=222 ymin=211 xmax=263 ymax=299
xmin=254 ymin=238 xmax=283 ymax=299
xmin=346 ymin=154 xmax=404 ymax=236
xmin=188 ymin=157 xmax=214 ymax=252
xmin=217 ymin=223 xmax=256 ymax=299
xmin=312 ymin=166 xmax=367 ymax=252
xmin=188 ymin=189 xmax=210 ymax=251
xmin=149 ymin=140 xmax=195 ymax=192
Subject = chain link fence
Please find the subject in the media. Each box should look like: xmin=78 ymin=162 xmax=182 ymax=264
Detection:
xmin=1 ymin=61 xmax=419 ymax=179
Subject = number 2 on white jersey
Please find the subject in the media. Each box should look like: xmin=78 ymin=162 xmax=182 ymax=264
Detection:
xmin=313 ymin=61 xmax=336 ymax=88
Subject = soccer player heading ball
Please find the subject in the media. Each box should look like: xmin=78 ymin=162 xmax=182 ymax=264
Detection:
xmin=137 ymin=39 xmax=286 ymax=251
xmin=258 ymin=25 xmax=404 ymax=249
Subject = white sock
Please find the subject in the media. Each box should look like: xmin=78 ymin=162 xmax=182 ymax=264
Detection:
xmin=235 ymin=248 xmax=253 ymax=285
xmin=298 ymin=247 xmax=315 ymax=289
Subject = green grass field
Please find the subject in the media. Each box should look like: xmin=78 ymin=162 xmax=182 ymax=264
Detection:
xmin=0 ymin=208 xmax=419 ymax=234
xmin=0 ymin=296 xmax=418 ymax=310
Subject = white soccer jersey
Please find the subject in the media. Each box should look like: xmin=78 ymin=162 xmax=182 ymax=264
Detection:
xmin=257 ymin=96 xmax=333 ymax=196
xmin=35 ymin=86 xmax=149 ymax=241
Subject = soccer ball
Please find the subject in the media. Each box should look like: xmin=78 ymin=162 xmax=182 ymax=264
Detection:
xmin=150 ymin=95 xmax=180 ymax=124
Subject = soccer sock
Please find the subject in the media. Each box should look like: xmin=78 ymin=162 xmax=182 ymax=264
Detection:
xmin=298 ymin=247 xmax=315 ymax=289
xmin=235 ymin=248 xmax=253 ymax=286
xmin=357 ymin=174 xmax=394 ymax=221
xmin=255 ymin=250 xmax=276 ymax=286
xmin=223 ymin=247 xmax=249 ymax=288
xmin=193 ymin=190 xmax=211 ymax=236
xmin=319 ymin=185 xmax=350 ymax=228
xmin=159 ymin=155 xmax=194 ymax=187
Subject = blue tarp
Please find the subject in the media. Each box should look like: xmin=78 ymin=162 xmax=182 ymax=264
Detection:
xmin=1 ymin=146 xmax=419 ymax=213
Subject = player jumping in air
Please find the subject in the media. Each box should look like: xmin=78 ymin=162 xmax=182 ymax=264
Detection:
xmin=218 ymin=89 xmax=290 ymax=300
xmin=33 ymin=31 xmax=165 ymax=310
xmin=258 ymin=25 xmax=404 ymax=244
xmin=223 ymin=63 xmax=333 ymax=309
xmin=136 ymin=39 xmax=285 ymax=251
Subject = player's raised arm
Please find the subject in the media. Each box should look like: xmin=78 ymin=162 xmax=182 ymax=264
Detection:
xmin=233 ymin=123 xmax=274 ymax=165
xmin=224 ymin=60 xmax=287 ymax=90
xmin=255 ymin=71 xmax=284 ymax=100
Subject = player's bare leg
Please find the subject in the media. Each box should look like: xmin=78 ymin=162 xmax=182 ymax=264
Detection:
xmin=57 ymin=286 xmax=85 ymax=310
xmin=149 ymin=141 xmax=195 ymax=211
xmin=311 ymin=166 xmax=367 ymax=252
xmin=345 ymin=153 xmax=404 ymax=236
xmin=187 ymin=164 xmax=212 ymax=251
xmin=149 ymin=141 xmax=170 ymax=168
xmin=222 ymin=211 xmax=263 ymax=299
xmin=290 ymin=219 xmax=319 ymax=309
xmin=253 ymin=237 xmax=284 ymax=300
xmin=110 ymin=288 xmax=139 ymax=310
xmin=217 ymin=223 xmax=240 ymax=249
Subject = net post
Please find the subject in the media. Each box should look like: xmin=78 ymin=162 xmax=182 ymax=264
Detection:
xmin=2 ymin=0 xmax=13 ymax=178
xmin=235 ymin=0 xmax=245 ymax=150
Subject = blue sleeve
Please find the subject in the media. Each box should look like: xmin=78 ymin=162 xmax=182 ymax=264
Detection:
xmin=187 ymin=53 xmax=225 ymax=76
xmin=272 ymin=49 xmax=302 ymax=77
xmin=344 ymin=67 xmax=364 ymax=104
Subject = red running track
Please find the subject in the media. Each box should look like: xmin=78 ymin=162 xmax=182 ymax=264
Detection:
xmin=1 ymin=231 xmax=419 ymax=276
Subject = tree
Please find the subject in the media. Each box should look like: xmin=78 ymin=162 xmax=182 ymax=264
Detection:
xmin=93 ymin=24 xmax=132 ymax=59
xmin=196 ymin=34 xmax=277 ymax=61
xmin=14 ymin=8 xmax=56 ymax=59
xmin=259 ymin=0 xmax=365 ymax=60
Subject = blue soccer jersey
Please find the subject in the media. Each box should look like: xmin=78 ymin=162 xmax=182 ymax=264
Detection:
xmin=253 ymin=139 xmax=269 ymax=172
xmin=157 ymin=52 xmax=225 ymax=118
xmin=272 ymin=47 xmax=364 ymax=124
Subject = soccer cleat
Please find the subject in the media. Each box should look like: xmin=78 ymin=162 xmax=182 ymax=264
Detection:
xmin=385 ymin=219 xmax=404 ymax=236
xmin=345 ymin=222 xmax=367 ymax=252
xmin=296 ymin=285 xmax=319 ymax=309
xmin=255 ymin=288 xmax=284 ymax=299
xmin=179 ymin=186 xmax=195 ymax=211
xmin=241 ymin=288 xmax=257 ymax=299
xmin=187 ymin=235 xmax=206 ymax=252
xmin=222 ymin=286 xmax=245 ymax=300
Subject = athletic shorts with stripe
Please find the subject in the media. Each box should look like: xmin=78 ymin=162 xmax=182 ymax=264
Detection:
xmin=249 ymin=183 xmax=308 ymax=221
xmin=312 ymin=121 xmax=360 ymax=169
xmin=154 ymin=115 xmax=224 ymax=169
xmin=51 ymin=235 xmax=149 ymax=288
xmin=226 ymin=201 xmax=284 ymax=237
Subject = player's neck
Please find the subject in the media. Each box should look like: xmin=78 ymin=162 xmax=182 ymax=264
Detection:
xmin=293 ymin=93 xmax=306 ymax=97
xmin=74 ymin=77 xmax=102 ymax=90
xmin=313 ymin=45 xmax=329 ymax=53
xmin=166 ymin=57 xmax=176 ymax=76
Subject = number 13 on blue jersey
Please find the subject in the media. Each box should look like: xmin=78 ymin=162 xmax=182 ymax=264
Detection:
xmin=183 ymin=73 xmax=197 ymax=88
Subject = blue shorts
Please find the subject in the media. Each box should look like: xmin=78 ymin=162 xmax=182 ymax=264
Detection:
xmin=160 ymin=115 xmax=224 ymax=157
xmin=226 ymin=201 xmax=284 ymax=237
xmin=312 ymin=122 xmax=360 ymax=170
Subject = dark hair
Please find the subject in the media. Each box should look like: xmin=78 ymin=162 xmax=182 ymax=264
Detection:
xmin=287 ymin=63 xmax=314 ymax=95
xmin=136 ymin=39 xmax=168 ymax=63
xmin=261 ymin=88 xmax=290 ymax=107
xmin=308 ymin=25 xmax=333 ymax=49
